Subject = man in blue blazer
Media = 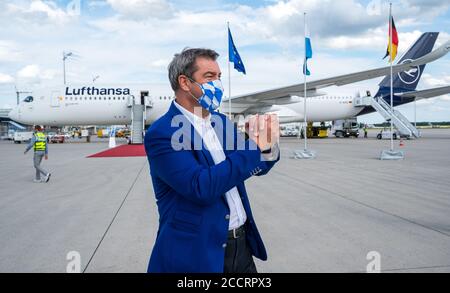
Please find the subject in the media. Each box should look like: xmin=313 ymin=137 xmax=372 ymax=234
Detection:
xmin=144 ymin=48 xmax=280 ymax=273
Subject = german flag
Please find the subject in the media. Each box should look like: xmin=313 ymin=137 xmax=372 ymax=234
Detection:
xmin=383 ymin=16 xmax=398 ymax=62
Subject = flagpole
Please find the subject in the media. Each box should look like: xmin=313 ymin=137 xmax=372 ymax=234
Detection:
xmin=227 ymin=21 xmax=232 ymax=119
xmin=292 ymin=12 xmax=315 ymax=159
xmin=389 ymin=3 xmax=394 ymax=152
xmin=380 ymin=2 xmax=403 ymax=160
xmin=304 ymin=12 xmax=308 ymax=151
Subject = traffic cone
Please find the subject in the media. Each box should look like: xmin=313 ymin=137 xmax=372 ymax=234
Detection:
xmin=399 ymin=137 xmax=404 ymax=147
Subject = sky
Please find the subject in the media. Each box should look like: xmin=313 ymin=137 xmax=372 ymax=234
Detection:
xmin=0 ymin=0 xmax=449 ymax=123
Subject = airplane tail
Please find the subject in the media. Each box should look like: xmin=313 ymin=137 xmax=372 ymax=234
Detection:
xmin=377 ymin=32 xmax=439 ymax=95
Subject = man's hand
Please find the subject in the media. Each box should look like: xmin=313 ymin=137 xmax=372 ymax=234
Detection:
xmin=45 ymin=155 xmax=48 ymax=160
xmin=246 ymin=114 xmax=280 ymax=151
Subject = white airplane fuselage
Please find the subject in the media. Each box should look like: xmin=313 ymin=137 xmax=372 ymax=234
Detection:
xmin=8 ymin=85 xmax=365 ymax=126
xmin=271 ymin=96 xmax=364 ymax=123
xmin=9 ymin=85 xmax=173 ymax=126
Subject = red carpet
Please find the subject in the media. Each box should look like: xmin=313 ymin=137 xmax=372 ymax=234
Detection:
xmin=87 ymin=144 xmax=146 ymax=158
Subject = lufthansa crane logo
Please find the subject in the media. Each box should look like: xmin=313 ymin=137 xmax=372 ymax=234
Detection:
xmin=398 ymin=59 xmax=420 ymax=85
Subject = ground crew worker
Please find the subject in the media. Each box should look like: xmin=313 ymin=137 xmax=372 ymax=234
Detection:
xmin=364 ymin=125 xmax=368 ymax=138
xmin=24 ymin=125 xmax=51 ymax=183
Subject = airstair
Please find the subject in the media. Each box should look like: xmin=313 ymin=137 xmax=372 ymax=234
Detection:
xmin=8 ymin=121 xmax=26 ymax=130
xmin=131 ymin=104 xmax=144 ymax=144
xmin=354 ymin=95 xmax=420 ymax=138
xmin=127 ymin=94 xmax=149 ymax=144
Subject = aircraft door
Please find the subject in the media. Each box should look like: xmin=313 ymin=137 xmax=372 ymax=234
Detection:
xmin=51 ymin=90 xmax=61 ymax=107
xmin=140 ymin=91 xmax=150 ymax=106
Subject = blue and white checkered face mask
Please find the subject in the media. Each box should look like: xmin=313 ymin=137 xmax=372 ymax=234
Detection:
xmin=188 ymin=78 xmax=224 ymax=112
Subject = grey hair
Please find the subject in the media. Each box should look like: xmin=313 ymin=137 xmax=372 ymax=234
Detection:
xmin=168 ymin=48 xmax=219 ymax=91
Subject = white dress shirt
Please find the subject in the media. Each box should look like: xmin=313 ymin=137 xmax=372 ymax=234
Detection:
xmin=174 ymin=101 xmax=247 ymax=230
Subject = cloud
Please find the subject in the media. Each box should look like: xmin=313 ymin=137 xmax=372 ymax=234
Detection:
xmin=436 ymin=32 xmax=450 ymax=47
xmin=240 ymin=0 xmax=450 ymax=42
xmin=419 ymin=73 xmax=450 ymax=102
xmin=0 ymin=73 xmax=14 ymax=84
xmin=338 ymin=29 xmax=424 ymax=54
xmin=416 ymin=98 xmax=434 ymax=105
xmin=321 ymin=28 xmax=425 ymax=52
xmin=16 ymin=65 xmax=57 ymax=84
xmin=1 ymin=0 xmax=78 ymax=25
xmin=93 ymin=0 xmax=383 ymax=49
xmin=256 ymin=0 xmax=384 ymax=39
xmin=28 ymin=0 xmax=69 ymax=21
xmin=88 ymin=1 xmax=110 ymax=9
xmin=17 ymin=65 xmax=41 ymax=79
xmin=93 ymin=0 xmax=449 ymax=55
xmin=150 ymin=58 xmax=170 ymax=68
xmin=439 ymin=95 xmax=450 ymax=101
xmin=106 ymin=0 xmax=174 ymax=20
xmin=405 ymin=0 xmax=450 ymax=18
xmin=0 ymin=40 xmax=23 ymax=62
xmin=421 ymin=73 xmax=450 ymax=87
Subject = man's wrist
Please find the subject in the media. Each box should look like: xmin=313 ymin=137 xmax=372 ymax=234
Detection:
xmin=261 ymin=143 xmax=280 ymax=161
xmin=261 ymin=148 xmax=272 ymax=154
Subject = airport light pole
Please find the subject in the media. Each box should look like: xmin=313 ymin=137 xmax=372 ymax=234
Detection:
xmin=63 ymin=51 xmax=74 ymax=85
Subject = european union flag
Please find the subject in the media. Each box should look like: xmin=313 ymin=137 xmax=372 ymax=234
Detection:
xmin=228 ymin=28 xmax=246 ymax=75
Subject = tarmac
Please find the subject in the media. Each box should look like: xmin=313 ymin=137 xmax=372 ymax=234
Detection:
xmin=0 ymin=129 xmax=449 ymax=273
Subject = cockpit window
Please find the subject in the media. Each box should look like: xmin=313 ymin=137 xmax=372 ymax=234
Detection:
xmin=23 ymin=96 xmax=33 ymax=103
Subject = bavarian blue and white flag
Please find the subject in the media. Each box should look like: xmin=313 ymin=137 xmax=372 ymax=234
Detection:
xmin=303 ymin=24 xmax=313 ymax=76
xmin=228 ymin=28 xmax=246 ymax=74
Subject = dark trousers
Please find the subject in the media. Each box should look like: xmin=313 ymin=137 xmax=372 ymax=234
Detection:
xmin=223 ymin=226 xmax=257 ymax=273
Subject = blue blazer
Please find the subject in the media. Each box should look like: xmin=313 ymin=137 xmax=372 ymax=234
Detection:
xmin=144 ymin=101 xmax=279 ymax=273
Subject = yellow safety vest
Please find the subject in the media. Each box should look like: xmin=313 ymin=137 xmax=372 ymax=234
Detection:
xmin=34 ymin=132 xmax=47 ymax=152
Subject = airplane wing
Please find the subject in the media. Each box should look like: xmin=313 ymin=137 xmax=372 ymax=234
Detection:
xmin=226 ymin=40 xmax=450 ymax=114
xmin=397 ymin=85 xmax=450 ymax=100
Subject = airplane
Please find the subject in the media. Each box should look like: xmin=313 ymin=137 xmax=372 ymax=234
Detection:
xmin=8 ymin=85 xmax=173 ymax=126
xmin=226 ymin=32 xmax=450 ymax=123
xmin=8 ymin=32 xmax=450 ymax=131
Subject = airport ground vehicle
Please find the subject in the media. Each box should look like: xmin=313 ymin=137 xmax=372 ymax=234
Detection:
xmin=280 ymin=125 xmax=300 ymax=137
xmin=376 ymin=128 xmax=403 ymax=140
xmin=13 ymin=131 xmax=33 ymax=144
xmin=2 ymin=130 xmax=14 ymax=140
xmin=47 ymin=132 xmax=56 ymax=140
xmin=300 ymin=122 xmax=329 ymax=138
xmin=50 ymin=134 xmax=65 ymax=143
xmin=333 ymin=119 xmax=360 ymax=138
xmin=116 ymin=129 xmax=131 ymax=138
xmin=72 ymin=130 xmax=83 ymax=138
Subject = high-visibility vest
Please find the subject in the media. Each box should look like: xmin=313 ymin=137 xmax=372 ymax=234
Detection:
xmin=34 ymin=132 xmax=47 ymax=152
